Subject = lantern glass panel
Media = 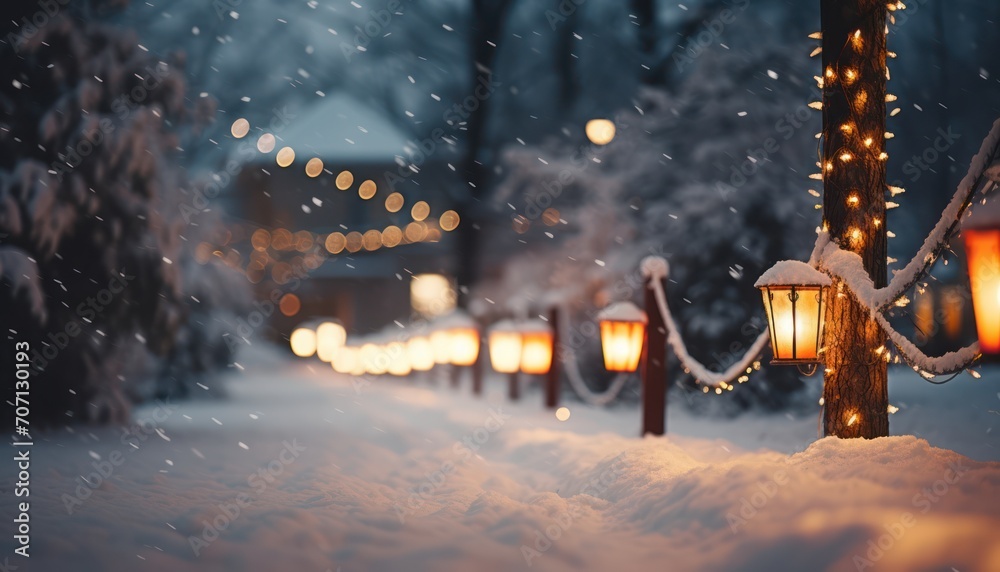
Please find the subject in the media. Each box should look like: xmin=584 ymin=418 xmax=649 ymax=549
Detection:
xmin=599 ymin=320 xmax=645 ymax=372
xmin=520 ymin=331 xmax=554 ymax=375
xmin=761 ymin=286 xmax=825 ymax=363
xmin=489 ymin=330 xmax=522 ymax=373
xmin=449 ymin=327 xmax=480 ymax=366
xmin=964 ymin=229 xmax=1000 ymax=354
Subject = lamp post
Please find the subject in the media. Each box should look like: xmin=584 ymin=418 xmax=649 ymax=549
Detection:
xmin=544 ymin=307 xmax=561 ymax=409
xmin=755 ymin=260 xmax=831 ymax=366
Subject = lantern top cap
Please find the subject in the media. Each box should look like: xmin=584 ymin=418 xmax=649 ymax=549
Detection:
xmin=754 ymin=260 xmax=831 ymax=288
xmin=489 ymin=319 xmax=521 ymax=333
xmin=962 ymin=196 xmax=1000 ymax=230
xmin=640 ymin=256 xmax=670 ymax=279
xmin=520 ymin=318 xmax=553 ymax=334
xmin=597 ymin=301 xmax=648 ymax=324
xmin=435 ymin=309 xmax=477 ymax=330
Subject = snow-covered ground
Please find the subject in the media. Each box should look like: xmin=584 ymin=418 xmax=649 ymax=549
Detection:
xmin=2 ymin=345 xmax=999 ymax=571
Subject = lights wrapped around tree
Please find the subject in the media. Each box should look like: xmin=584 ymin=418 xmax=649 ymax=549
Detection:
xmin=519 ymin=320 xmax=554 ymax=375
xmin=597 ymin=302 xmax=647 ymax=372
xmin=488 ymin=320 xmax=523 ymax=374
xmin=755 ymin=260 xmax=832 ymax=365
xmin=962 ymin=202 xmax=1000 ymax=356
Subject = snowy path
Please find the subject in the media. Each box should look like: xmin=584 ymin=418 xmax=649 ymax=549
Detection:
xmin=2 ymin=346 xmax=999 ymax=571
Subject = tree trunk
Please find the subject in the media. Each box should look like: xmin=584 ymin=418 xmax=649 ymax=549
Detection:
xmin=455 ymin=0 xmax=512 ymax=308
xmin=820 ymin=0 xmax=889 ymax=438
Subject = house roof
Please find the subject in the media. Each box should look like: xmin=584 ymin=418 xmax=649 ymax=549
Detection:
xmin=263 ymin=93 xmax=411 ymax=164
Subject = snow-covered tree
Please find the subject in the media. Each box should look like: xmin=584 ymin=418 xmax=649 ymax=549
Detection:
xmin=0 ymin=2 xmax=245 ymax=425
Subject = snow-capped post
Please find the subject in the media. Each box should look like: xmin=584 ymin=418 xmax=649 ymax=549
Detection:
xmin=472 ymin=344 xmax=485 ymax=396
xmin=508 ymin=372 xmax=520 ymax=401
xmin=642 ymin=256 xmax=669 ymax=436
xmin=544 ymin=306 xmax=561 ymax=409
xmin=961 ymin=200 xmax=1000 ymax=358
xmin=819 ymin=0 xmax=890 ymax=438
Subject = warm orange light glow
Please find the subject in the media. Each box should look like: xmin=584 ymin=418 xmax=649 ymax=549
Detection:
xmin=316 ymin=321 xmax=347 ymax=363
xmin=305 ymin=157 xmax=324 ymax=178
xmin=585 ymin=118 xmax=615 ymax=145
xmin=279 ymin=293 xmax=301 ymax=317
xmin=407 ymin=336 xmax=435 ymax=372
xmin=964 ymin=228 xmax=1000 ymax=355
xmin=597 ymin=302 xmax=647 ymax=372
xmin=231 ymin=118 xmax=250 ymax=139
xmin=276 ymin=147 xmax=295 ymax=167
xmin=290 ymin=327 xmax=317 ymax=357
xmin=449 ymin=327 xmax=480 ymax=367
xmin=519 ymin=322 xmax=554 ymax=375
xmin=760 ymin=286 xmax=827 ymax=363
xmin=332 ymin=345 xmax=358 ymax=374
xmin=336 ymin=171 xmax=354 ymax=190
xmin=488 ymin=323 xmax=523 ymax=374
xmin=430 ymin=330 xmax=452 ymax=365
xmin=386 ymin=342 xmax=411 ymax=376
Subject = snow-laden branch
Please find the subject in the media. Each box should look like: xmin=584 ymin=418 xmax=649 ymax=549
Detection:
xmin=649 ymin=275 xmax=769 ymax=388
xmin=554 ymin=302 xmax=634 ymax=406
xmin=819 ymin=118 xmax=1000 ymax=311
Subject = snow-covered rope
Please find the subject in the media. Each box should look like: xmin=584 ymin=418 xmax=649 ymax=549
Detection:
xmin=555 ymin=303 xmax=634 ymax=406
xmin=818 ymin=118 xmax=1000 ymax=312
xmin=643 ymin=257 xmax=769 ymax=389
xmin=872 ymin=312 xmax=979 ymax=376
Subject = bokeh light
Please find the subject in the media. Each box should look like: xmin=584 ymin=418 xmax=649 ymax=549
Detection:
xmin=411 ymin=201 xmax=430 ymax=221
xmin=305 ymin=157 xmax=324 ymax=178
xmin=325 ymin=232 xmax=346 ymax=254
xmin=257 ymin=133 xmax=276 ymax=153
xmin=279 ymin=293 xmax=301 ymax=317
xmin=439 ymin=210 xmax=460 ymax=231
xmin=231 ymin=118 xmax=250 ymax=138
xmin=276 ymin=147 xmax=295 ymax=167
xmin=336 ymin=170 xmax=354 ymax=190
xmin=385 ymin=192 xmax=404 ymax=213
xmin=359 ymin=180 xmax=377 ymax=200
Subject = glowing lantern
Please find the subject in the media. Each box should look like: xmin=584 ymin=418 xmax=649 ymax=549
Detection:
xmin=430 ymin=329 xmax=452 ymax=365
xmin=360 ymin=342 xmax=388 ymax=375
xmin=332 ymin=345 xmax=358 ymax=374
xmin=407 ymin=336 xmax=435 ymax=372
xmin=585 ymin=118 xmax=616 ymax=145
xmin=519 ymin=320 xmax=554 ymax=375
xmin=597 ymin=302 xmax=647 ymax=372
xmin=963 ymin=206 xmax=1000 ymax=356
xmin=315 ymin=320 xmax=347 ymax=362
xmin=386 ymin=342 xmax=411 ymax=376
xmin=289 ymin=326 xmax=317 ymax=358
xmin=446 ymin=312 xmax=480 ymax=367
xmin=755 ymin=261 xmax=831 ymax=364
xmin=488 ymin=320 xmax=523 ymax=374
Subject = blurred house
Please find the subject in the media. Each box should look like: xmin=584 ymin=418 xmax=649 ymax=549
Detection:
xmin=231 ymin=93 xmax=460 ymax=339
